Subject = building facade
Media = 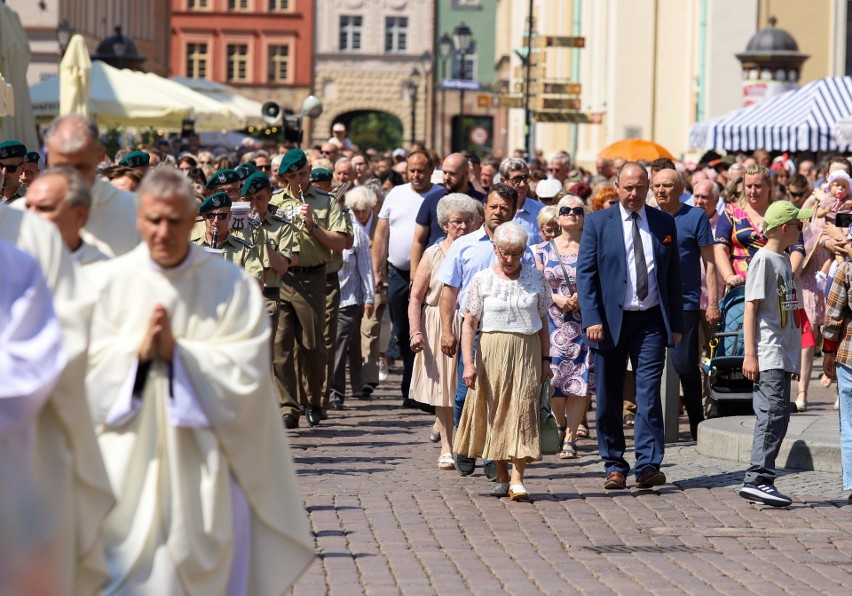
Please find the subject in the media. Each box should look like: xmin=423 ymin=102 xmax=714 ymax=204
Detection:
xmin=9 ymin=0 xmax=171 ymax=85
xmin=493 ymin=0 xmax=847 ymax=167
xmin=170 ymin=0 xmax=313 ymax=123
xmin=312 ymin=0 xmax=435 ymax=149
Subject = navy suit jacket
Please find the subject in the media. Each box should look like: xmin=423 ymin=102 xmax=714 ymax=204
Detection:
xmin=576 ymin=204 xmax=684 ymax=350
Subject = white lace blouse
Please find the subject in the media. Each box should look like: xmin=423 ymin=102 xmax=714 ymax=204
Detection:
xmin=464 ymin=265 xmax=552 ymax=334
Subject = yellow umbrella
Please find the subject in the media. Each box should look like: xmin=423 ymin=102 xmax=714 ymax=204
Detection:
xmin=599 ymin=139 xmax=674 ymax=162
xmin=59 ymin=34 xmax=91 ymax=116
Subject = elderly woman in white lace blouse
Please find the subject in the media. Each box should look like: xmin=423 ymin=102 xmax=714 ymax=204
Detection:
xmin=453 ymin=222 xmax=553 ymax=502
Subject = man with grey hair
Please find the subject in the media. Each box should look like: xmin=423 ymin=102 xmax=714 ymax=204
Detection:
xmin=84 ymin=167 xmax=314 ymax=593
xmin=43 ymin=114 xmax=139 ymax=257
xmin=334 ymin=156 xmax=355 ymax=188
xmin=500 ymin=157 xmax=544 ymax=245
xmin=25 ymin=166 xmax=107 ymax=265
xmin=548 ymin=153 xmax=571 ymax=185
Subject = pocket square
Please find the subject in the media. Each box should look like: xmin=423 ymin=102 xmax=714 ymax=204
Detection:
xmin=662 ymin=235 xmax=672 ymax=244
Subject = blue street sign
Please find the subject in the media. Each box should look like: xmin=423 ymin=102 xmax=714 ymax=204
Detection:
xmin=441 ymin=78 xmax=481 ymax=91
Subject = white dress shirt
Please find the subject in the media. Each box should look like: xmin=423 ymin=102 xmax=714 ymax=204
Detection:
xmin=620 ymin=204 xmax=660 ymax=310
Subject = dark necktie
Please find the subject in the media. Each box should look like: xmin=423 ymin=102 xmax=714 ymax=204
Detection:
xmin=631 ymin=212 xmax=648 ymax=300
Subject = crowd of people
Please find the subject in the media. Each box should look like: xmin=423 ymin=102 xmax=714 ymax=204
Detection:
xmin=4 ymin=114 xmax=852 ymax=590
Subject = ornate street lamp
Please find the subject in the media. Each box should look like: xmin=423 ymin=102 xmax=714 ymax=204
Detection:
xmin=438 ymin=33 xmax=454 ymax=155
xmin=452 ymin=22 xmax=474 ymax=127
xmin=92 ymin=26 xmax=146 ymax=71
xmin=406 ymin=68 xmax=420 ymax=147
xmin=56 ymin=19 xmax=74 ymax=58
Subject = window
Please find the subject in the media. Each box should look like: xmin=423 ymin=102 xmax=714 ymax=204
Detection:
xmin=228 ymin=0 xmax=249 ymax=10
xmin=187 ymin=0 xmax=209 ymax=9
xmin=186 ymin=43 xmax=209 ymax=78
xmin=339 ymin=16 xmax=362 ymax=51
xmin=269 ymin=0 xmax=290 ymax=10
xmin=385 ymin=17 xmax=408 ymax=53
xmin=226 ymin=44 xmax=249 ymax=82
xmin=268 ymin=45 xmax=290 ymax=82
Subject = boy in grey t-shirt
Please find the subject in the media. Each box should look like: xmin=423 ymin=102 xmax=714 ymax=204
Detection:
xmin=738 ymin=202 xmax=811 ymax=508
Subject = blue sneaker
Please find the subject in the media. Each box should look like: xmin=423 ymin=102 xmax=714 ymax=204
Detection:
xmin=739 ymin=483 xmax=792 ymax=507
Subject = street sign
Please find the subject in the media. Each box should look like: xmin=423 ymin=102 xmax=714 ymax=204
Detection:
xmin=589 ymin=112 xmax=604 ymax=124
xmin=533 ymin=112 xmax=590 ymax=124
xmin=516 ymin=81 xmax=582 ymax=95
xmin=513 ymin=66 xmax=545 ymax=80
xmin=470 ymin=126 xmax=489 ymax=145
xmin=531 ymin=97 xmax=582 ymax=110
xmin=441 ymin=79 xmax=481 ymax=91
xmin=477 ymin=94 xmax=525 ymax=109
xmin=528 ymin=35 xmax=586 ymax=48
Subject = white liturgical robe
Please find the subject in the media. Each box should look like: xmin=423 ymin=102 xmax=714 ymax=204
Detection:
xmin=81 ymin=179 xmax=140 ymax=257
xmin=86 ymin=243 xmax=314 ymax=595
xmin=0 ymin=207 xmax=114 ymax=595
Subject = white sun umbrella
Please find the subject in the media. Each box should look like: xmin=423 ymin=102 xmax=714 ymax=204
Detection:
xmin=171 ymin=77 xmax=265 ymax=127
xmin=0 ymin=2 xmax=37 ymax=147
xmin=138 ymin=73 xmax=247 ymax=131
xmin=30 ymin=61 xmax=195 ymax=129
xmin=59 ymin=34 xmax=91 ymax=116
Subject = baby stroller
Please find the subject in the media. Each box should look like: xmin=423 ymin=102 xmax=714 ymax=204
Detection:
xmin=706 ymin=285 xmax=754 ymax=417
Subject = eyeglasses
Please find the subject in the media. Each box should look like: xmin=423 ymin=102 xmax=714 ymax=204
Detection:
xmin=1 ymin=163 xmax=20 ymax=172
xmin=788 ymin=190 xmax=807 ymax=198
xmin=507 ymin=175 xmax=530 ymax=185
xmin=559 ymin=206 xmax=585 ymax=216
xmin=204 ymin=212 xmax=229 ymax=221
xmin=257 ymin=165 xmax=272 ymax=172
xmin=496 ymin=246 xmax=523 ymax=259
xmin=448 ymin=218 xmax=472 ymax=227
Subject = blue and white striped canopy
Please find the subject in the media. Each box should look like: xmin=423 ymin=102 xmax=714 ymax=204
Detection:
xmin=689 ymin=77 xmax=852 ymax=152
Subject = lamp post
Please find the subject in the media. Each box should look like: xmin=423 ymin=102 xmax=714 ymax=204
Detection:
xmin=452 ymin=22 xmax=473 ymax=151
xmin=56 ymin=19 xmax=74 ymax=59
xmin=420 ymin=50 xmax=433 ymax=150
xmin=438 ymin=33 xmax=453 ymax=156
xmin=406 ymin=68 xmax=419 ymax=147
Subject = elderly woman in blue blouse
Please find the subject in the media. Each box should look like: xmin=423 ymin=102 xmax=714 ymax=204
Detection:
xmin=453 ymin=222 xmax=553 ymax=501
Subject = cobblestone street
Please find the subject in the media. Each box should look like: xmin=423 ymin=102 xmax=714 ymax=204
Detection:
xmin=289 ymin=372 xmax=852 ymax=595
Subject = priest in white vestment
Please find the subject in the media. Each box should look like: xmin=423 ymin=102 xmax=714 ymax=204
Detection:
xmin=85 ymin=167 xmax=314 ymax=594
xmin=45 ymin=114 xmax=140 ymax=257
xmin=0 ymin=207 xmax=115 ymax=594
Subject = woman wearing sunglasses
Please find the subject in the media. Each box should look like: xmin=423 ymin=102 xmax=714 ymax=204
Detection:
xmin=533 ymin=194 xmax=594 ymax=459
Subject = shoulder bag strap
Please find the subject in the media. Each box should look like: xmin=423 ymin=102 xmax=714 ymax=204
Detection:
xmin=550 ymin=239 xmax=576 ymax=295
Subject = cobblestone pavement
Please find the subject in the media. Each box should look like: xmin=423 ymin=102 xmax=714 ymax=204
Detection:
xmin=289 ymin=370 xmax=852 ymax=595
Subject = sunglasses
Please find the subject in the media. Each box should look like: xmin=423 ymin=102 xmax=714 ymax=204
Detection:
xmin=788 ymin=190 xmax=807 ymax=198
xmin=507 ymin=175 xmax=530 ymax=185
xmin=257 ymin=165 xmax=272 ymax=172
xmin=1 ymin=163 xmax=19 ymax=172
xmin=204 ymin=212 xmax=229 ymax=221
xmin=559 ymin=206 xmax=585 ymax=216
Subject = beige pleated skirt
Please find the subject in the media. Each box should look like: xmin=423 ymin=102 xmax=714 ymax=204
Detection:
xmin=452 ymin=331 xmax=542 ymax=462
xmin=409 ymin=305 xmax=458 ymax=407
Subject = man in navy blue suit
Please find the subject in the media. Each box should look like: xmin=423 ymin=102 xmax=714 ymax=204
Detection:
xmin=577 ymin=162 xmax=683 ymax=490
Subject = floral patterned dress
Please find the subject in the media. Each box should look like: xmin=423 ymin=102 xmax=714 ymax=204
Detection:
xmin=534 ymin=241 xmax=595 ymax=398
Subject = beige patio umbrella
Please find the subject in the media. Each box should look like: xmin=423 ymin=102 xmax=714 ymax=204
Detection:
xmin=0 ymin=73 xmax=13 ymax=117
xmin=59 ymin=34 xmax=91 ymax=116
xmin=0 ymin=2 xmax=37 ymax=147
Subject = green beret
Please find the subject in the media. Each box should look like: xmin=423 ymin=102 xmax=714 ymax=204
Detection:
xmin=0 ymin=140 xmax=27 ymax=160
xmin=24 ymin=151 xmax=41 ymax=164
xmin=199 ymin=191 xmax=232 ymax=214
xmin=278 ymin=148 xmax=308 ymax=175
xmin=235 ymin=162 xmax=257 ymax=181
xmin=241 ymin=171 xmax=271 ymax=196
xmin=310 ymin=167 xmax=333 ymax=183
xmin=206 ymin=168 xmax=240 ymax=189
xmin=118 ymin=150 xmax=150 ymax=168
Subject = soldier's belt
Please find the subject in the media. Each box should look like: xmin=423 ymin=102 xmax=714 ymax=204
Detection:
xmin=288 ymin=264 xmax=325 ymax=274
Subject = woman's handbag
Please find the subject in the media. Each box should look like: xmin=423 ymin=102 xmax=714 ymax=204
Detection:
xmin=539 ymin=379 xmax=561 ymax=455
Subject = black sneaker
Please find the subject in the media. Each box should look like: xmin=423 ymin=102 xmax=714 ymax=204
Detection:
xmin=483 ymin=460 xmax=498 ymax=482
xmin=739 ymin=483 xmax=792 ymax=507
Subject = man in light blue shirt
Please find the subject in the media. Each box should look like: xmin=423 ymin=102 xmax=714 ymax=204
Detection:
xmin=499 ymin=157 xmax=544 ymax=245
xmin=437 ymin=183 xmax=535 ymax=478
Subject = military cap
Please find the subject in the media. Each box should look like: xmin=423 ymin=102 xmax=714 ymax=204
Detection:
xmin=310 ymin=167 xmax=333 ymax=183
xmin=118 ymin=150 xmax=150 ymax=168
xmin=206 ymin=168 xmax=240 ymax=190
xmin=24 ymin=151 xmax=41 ymax=164
xmin=0 ymin=140 xmax=27 ymax=159
xmin=241 ymin=171 xmax=271 ymax=197
xmin=199 ymin=191 xmax=232 ymax=214
xmin=278 ymin=148 xmax=308 ymax=175
xmin=235 ymin=162 xmax=257 ymax=181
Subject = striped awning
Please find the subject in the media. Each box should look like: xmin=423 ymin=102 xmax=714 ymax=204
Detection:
xmin=834 ymin=116 xmax=852 ymax=146
xmin=689 ymin=77 xmax=852 ymax=152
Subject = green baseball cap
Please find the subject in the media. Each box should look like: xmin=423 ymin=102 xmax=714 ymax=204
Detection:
xmin=763 ymin=201 xmax=812 ymax=232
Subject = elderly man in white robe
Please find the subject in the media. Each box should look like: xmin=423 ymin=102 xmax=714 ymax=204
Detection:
xmin=0 ymin=206 xmax=115 ymax=595
xmin=85 ymin=167 xmax=314 ymax=594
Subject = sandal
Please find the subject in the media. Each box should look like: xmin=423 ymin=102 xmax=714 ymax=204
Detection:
xmin=556 ymin=425 xmax=567 ymax=444
xmin=795 ymin=392 xmax=807 ymax=413
xmin=429 ymin=429 xmax=441 ymax=443
xmin=623 ymin=413 xmax=635 ymax=427
xmin=559 ymin=440 xmax=577 ymax=460
xmin=509 ymin=484 xmax=531 ymax=502
xmin=576 ymin=423 xmax=589 ymax=438
xmin=438 ymin=453 xmax=455 ymax=470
